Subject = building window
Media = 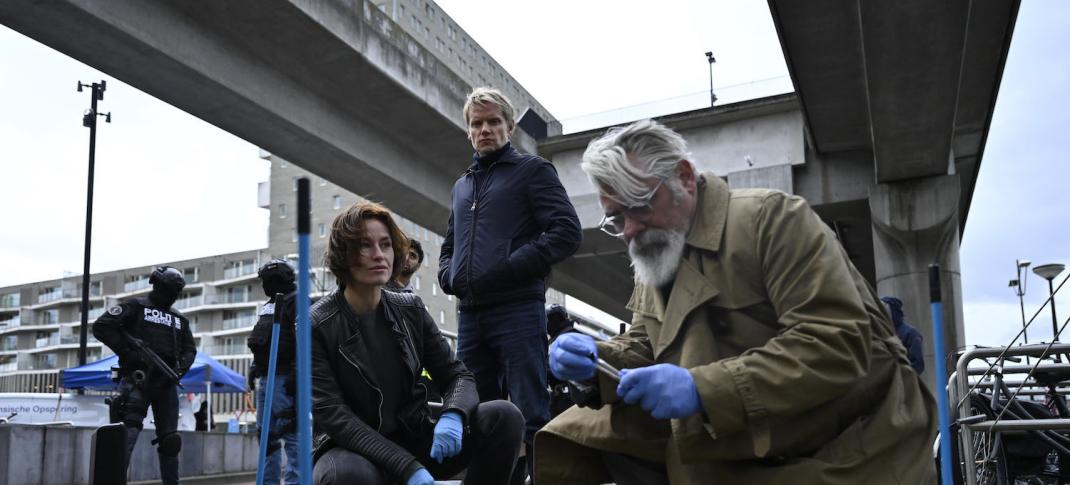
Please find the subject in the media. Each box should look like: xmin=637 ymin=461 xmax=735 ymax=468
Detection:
xmin=448 ymin=26 xmax=456 ymax=40
xmin=318 ymin=223 xmax=326 ymax=238
xmin=279 ymin=203 xmax=287 ymax=219
xmin=183 ymin=267 xmax=199 ymax=283
xmin=413 ymin=275 xmax=421 ymax=291
xmin=291 ymin=230 xmax=297 ymax=243
xmin=447 ymin=294 xmax=453 ymax=302
xmin=333 ymin=195 xmax=342 ymax=210
xmin=292 ymin=177 xmax=299 ymax=191
xmin=425 ymin=3 xmax=433 ymax=16
xmin=424 ymin=26 xmax=430 ymax=38
xmin=319 ymin=177 xmax=327 ymax=186
xmin=439 ymin=310 xmax=445 ymax=325
xmin=432 ymin=283 xmax=437 ymax=296
xmin=279 ymin=159 xmax=288 ymax=168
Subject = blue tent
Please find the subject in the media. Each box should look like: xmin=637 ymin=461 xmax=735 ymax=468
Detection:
xmin=61 ymin=352 xmax=247 ymax=393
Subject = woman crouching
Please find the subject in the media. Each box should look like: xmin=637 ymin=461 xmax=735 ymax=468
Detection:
xmin=310 ymin=202 xmax=523 ymax=485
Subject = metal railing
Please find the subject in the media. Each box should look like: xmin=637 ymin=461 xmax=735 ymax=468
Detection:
xmin=223 ymin=262 xmax=257 ymax=280
xmin=0 ymin=316 xmax=20 ymax=330
xmin=173 ymin=295 xmax=204 ymax=310
xmin=123 ymin=278 xmax=150 ymax=293
xmin=0 ymin=362 xmax=16 ymax=373
xmin=223 ymin=314 xmax=257 ymax=330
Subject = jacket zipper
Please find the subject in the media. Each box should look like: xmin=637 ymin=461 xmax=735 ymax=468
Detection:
xmin=463 ymin=166 xmax=496 ymax=304
xmin=339 ymin=348 xmax=385 ymax=433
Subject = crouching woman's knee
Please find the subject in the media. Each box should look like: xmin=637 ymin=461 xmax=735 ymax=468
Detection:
xmin=312 ymin=447 xmax=390 ymax=485
xmin=475 ymin=400 xmax=524 ymax=446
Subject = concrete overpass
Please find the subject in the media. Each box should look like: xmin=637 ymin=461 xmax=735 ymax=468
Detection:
xmin=1 ymin=0 xmax=1020 ymax=372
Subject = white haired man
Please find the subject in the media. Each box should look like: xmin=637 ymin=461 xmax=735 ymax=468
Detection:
xmin=535 ymin=119 xmax=936 ymax=484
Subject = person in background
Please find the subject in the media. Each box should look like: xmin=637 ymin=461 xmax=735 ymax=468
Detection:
xmin=247 ymin=259 xmax=301 ymax=485
xmin=310 ymin=201 xmax=524 ymax=485
xmin=881 ymin=296 xmax=926 ymax=374
xmin=387 ymin=239 xmax=423 ymax=293
xmin=93 ymin=266 xmax=196 ymax=485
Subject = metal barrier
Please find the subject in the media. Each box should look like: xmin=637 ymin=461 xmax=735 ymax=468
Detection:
xmin=952 ymin=344 xmax=1070 ymax=485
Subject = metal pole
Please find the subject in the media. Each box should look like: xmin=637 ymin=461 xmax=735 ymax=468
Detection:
xmin=705 ymin=51 xmax=717 ymax=107
xmin=78 ymin=80 xmax=106 ymax=367
xmin=295 ymin=178 xmax=312 ymax=485
xmin=1049 ymin=278 xmax=1060 ymax=343
xmin=930 ymin=264 xmax=953 ymax=485
xmin=256 ymin=293 xmax=283 ymax=485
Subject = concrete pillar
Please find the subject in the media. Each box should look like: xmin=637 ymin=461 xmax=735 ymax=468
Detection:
xmin=870 ymin=174 xmax=964 ymax=389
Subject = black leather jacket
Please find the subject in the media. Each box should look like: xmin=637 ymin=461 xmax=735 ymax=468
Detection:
xmin=310 ymin=289 xmax=477 ymax=480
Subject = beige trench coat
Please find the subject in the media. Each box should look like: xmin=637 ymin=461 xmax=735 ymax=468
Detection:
xmin=535 ymin=175 xmax=937 ymax=484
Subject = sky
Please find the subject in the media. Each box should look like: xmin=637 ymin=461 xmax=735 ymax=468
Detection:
xmin=1 ymin=1 xmax=1068 ymax=346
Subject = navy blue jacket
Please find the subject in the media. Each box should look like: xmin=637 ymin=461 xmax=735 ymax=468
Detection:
xmin=439 ymin=143 xmax=582 ymax=308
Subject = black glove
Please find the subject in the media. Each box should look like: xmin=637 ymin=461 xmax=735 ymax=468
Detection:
xmin=247 ymin=372 xmax=257 ymax=391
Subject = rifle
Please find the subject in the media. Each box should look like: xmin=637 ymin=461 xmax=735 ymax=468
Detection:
xmin=123 ymin=332 xmax=183 ymax=388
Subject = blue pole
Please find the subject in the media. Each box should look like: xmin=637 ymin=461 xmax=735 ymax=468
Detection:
xmin=930 ymin=264 xmax=953 ymax=485
xmin=255 ymin=293 xmax=283 ymax=485
xmin=295 ymin=178 xmax=312 ymax=485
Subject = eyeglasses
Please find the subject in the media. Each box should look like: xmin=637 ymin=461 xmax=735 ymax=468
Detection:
xmin=598 ymin=178 xmax=665 ymax=238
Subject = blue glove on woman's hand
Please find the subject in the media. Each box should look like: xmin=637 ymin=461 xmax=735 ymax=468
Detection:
xmin=430 ymin=411 xmax=464 ymax=463
xmin=617 ymin=364 xmax=702 ymax=420
xmin=406 ymin=468 xmax=434 ymax=485
xmin=549 ymin=333 xmax=597 ymax=381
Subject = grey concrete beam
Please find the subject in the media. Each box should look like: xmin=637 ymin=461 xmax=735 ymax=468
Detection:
xmin=860 ymin=0 xmax=969 ymax=182
xmin=0 ymin=0 xmax=480 ymax=235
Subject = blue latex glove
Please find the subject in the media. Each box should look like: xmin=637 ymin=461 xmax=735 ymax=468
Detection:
xmin=430 ymin=411 xmax=464 ymax=464
xmin=406 ymin=468 xmax=434 ymax=485
xmin=616 ymin=364 xmax=702 ymax=420
xmin=549 ymin=333 xmax=597 ymax=381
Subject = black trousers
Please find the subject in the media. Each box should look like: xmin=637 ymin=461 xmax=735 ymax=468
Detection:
xmin=313 ymin=400 xmax=524 ymax=485
xmin=116 ymin=376 xmax=180 ymax=485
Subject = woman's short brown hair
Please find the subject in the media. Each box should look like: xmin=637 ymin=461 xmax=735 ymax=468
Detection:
xmin=325 ymin=201 xmax=410 ymax=288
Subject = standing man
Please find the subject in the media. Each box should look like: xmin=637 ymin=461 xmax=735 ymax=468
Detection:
xmin=439 ymin=87 xmax=582 ymax=479
xmin=387 ymin=239 xmax=423 ymax=293
xmin=537 ymin=120 xmax=936 ymax=484
xmin=247 ymin=259 xmax=300 ymax=485
xmin=94 ymin=266 xmax=197 ymax=485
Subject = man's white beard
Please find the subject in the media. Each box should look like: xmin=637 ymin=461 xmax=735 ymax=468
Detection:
xmin=628 ymin=227 xmax=687 ymax=287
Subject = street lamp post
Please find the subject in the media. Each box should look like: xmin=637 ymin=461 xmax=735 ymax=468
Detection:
xmin=76 ymin=80 xmax=111 ymax=367
xmin=1010 ymin=259 xmax=1031 ymax=363
xmin=705 ymin=51 xmax=717 ymax=107
xmin=1033 ymin=263 xmax=1065 ymax=346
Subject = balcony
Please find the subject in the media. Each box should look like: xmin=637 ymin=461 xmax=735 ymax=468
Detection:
xmin=36 ymin=289 xmax=63 ymax=304
xmin=222 ymin=292 xmax=252 ymax=304
xmin=206 ymin=343 xmax=249 ymax=356
xmin=1 ymin=341 xmax=17 ymax=352
xmin=123 ymin=278 xmax=150 ymax=293
xmin=81 ymin=307 xmax=105 ymax=321
xmin=35 ymin=334 xmax=60 ymax=347
xmin=0 ymin=295 xmax=20 ymax=309
xmin=0 ymin=362 xmax=16 ymax=373
xmin=173 ymin=295 xmax=204 ymax=310
xmin=0 ymin=316 xmax=20 ymax=330
xmin=223 ymin=262 xmax=257 ymax=280
xmin=223 ymin=314 xmax=257 ymax=330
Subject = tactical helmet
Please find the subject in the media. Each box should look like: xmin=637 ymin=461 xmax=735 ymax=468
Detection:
xmin=258 ymin=259 xmax=296 ymax=296
xmin=149 ymin=266 xmax=186 ymax=294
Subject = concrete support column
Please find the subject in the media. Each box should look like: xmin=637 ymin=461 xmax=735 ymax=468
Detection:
xmin=870 ymin=174 xmax=964 ymax=388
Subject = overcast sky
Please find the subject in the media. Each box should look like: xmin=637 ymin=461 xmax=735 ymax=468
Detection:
xmin=1 ymin=1 xmax=1067 ymax=347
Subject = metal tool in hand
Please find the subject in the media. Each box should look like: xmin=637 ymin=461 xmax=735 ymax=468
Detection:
xmin=596 ymin=358 xmax=621 ymax=382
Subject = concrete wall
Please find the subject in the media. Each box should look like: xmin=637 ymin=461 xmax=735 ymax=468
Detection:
xmin=0 ymin=424 xmax=258 ymax=485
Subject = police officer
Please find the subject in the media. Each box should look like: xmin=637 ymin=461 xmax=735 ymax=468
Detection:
xmin=247 ymin=259 xmax=300 ymax=485
xmin=94 ymin=266 xmax=196 ymax=485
